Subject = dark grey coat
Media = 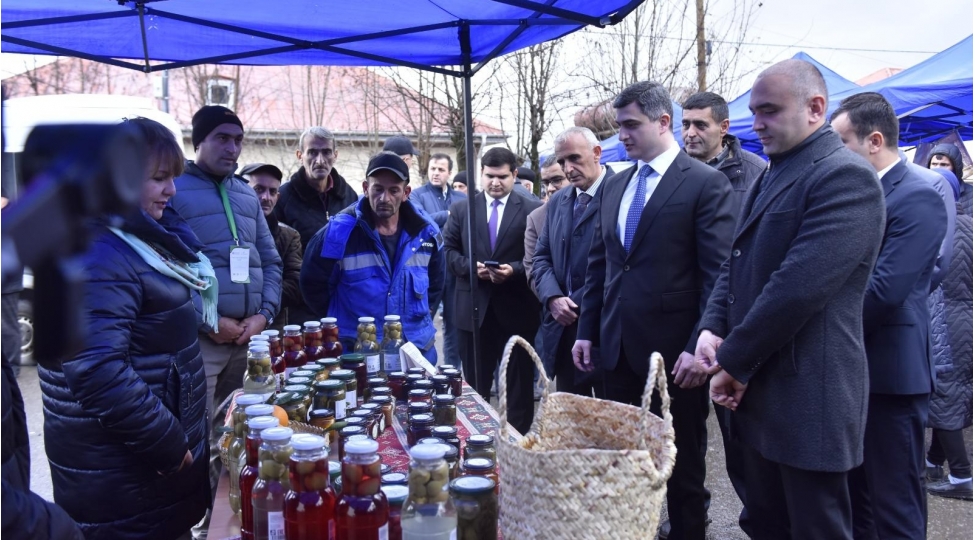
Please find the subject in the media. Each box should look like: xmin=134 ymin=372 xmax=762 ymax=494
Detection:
xmin=699 ymin=127 xmax=885 ymax=472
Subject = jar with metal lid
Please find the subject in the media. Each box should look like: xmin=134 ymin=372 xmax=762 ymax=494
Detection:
xmin=438 ymin=364 xmax=456 ymax=375
xmin=273 ymin=393 xmax=303 ymax=424
xmin=418 ymin=437 xmax=446 ymax=446
xmin=449 ymin=476 xmax=498 ymax=540
xmin=252 ymin=426 xmax=294 ymax=539
xmin=316 ymin=357 xmax=340 ymax=377
xmin=413 ymin=379 xmax=435 ymax=394
xmin=431 ymin=374 xmax=451 ymax=395
xmin=301 ymin=363 xmax=327 ymax=383
xmin=338 ymin=426 xmax=368 ymax=462
xmin=463 ymin=434 xmax=496 ymax=464
xmin=302 ymin=321 xmax=325 ymax=362
xmin=408 ymin=413 xmax=435 ymax=447
xmin=405 ymin=374 xmax=425 ymax=395
xmin=261 ymin=329 xmax=283 ymax=358
xmin=285 ymin=376 xmax=312 ymax=390
xmin=240 ymin=415 xmax=279 ymax=539
xmin=331 ymin=369 xmax=358 ymax=411
xmin=308 ymin=409 xmax=336 ymax=443
xmin=382 ymin=472 xmax=409 ymax=486
xmin=369 ymin=395 xmax=394 ymax=430
xmin=340 ymin=354 xmax=368 ymax=396
xmin=387 ymin=372 xmax=408 ymax=401
xmin=364 ymin=377 xmax=385 ymax=402
xmin=354 ymin=317 xmax=382 ymax=377
xmin=351 ymin=409 xmax=378 ymax=439
xmin=382 ymin=484 xmax=408 ymax=540
xmin=228 ymin=396 xmax=268 ymax=516
xmin=372 ymin=386 xmax=393 ymax=400
xmin=409 ymin=388 xmax=434 ymax=406
xmin=284 ymin=434 xmax=335 ymax=540
xmin=319 ymin=317 xmax=343 ymax=359
xmin=443 ymin=445 xmax=460 ymax=481
xmin=281 ymin=325 xmax=307 ymax=379
xmin=407 ymin=402 xmax=433 ymax=422
xmin=407 ymin=368 xmax=427 ymax=377
xmin=243 ymin=344 xmax=276 ymax=400
xmin=431 ymin=426 xmax=460 ymax=452
xmin=336 ymin=439 xmax=389 ymax=539
xmin=460 ymin=458 xmax=499 ymax=495
xmin=432 ymin=394 xmax=456 ymax=426
xmin=402 ymin=443 xmax=456 ymax=539
xmin=360 ymin=402 xmax=386 ymax=435
xmin=380 ymin=315 xmax=404 ymax=374
xmin=313 ymin=379 xmax=347 ymax=420
xmin=291 ymin=369 xmax=316 ymax=381
xmin=443 ymin=369 xmax=463 ymax=397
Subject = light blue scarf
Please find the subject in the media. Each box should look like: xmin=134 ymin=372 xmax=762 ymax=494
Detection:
xmin=109 ymin=227 xmax=219 ymax=332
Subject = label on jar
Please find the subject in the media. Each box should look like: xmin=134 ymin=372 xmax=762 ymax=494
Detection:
xmin=365 ymin=354 xmax=381 ymax=375
xmin=378 ymin=522 xmax=389 ymax=540
xmin=383 ymin=351 xmax=401 ymax=372
xmin=346 ymin=390 xmax=357 ymax=410
xmin=267 ymin=511 xmax=285 ymax=539
xmin=335 ymin=398 xmax=347 ymax=420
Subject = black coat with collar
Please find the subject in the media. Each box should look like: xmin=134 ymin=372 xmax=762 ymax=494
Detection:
xmin=273 ymin=167 xmax=360 ymax=253
xmin=577 ymin=150 xmax=735 ymax=376
xmin=444 ymin=190 xmax=542 ymax=334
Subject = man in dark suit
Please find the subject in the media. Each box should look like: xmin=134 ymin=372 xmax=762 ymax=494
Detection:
xmin=830 ymin=92 xmax=947 ymax=539
xmin=696 ymin=59 xmax=886 ymax=539
xmin=533 ymin=127 xmax=612 ymax=397
xmin=443 ymin=147 xmax=542 ymax=434
xmin=573 ymin=81 xmax=735 ymax=540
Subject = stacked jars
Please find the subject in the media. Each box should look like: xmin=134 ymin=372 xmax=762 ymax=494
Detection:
xmin=355 ymin=317 xmax=382 ymax=377
xmin=240 ymin=413 xmax=279 ymax=540
xmin=320 ymin=317 xmax=343 ymax=359
xmin=303 ymin=321 xmax=325 ymax=362
xmin=402 ymin=443 xmax=456 ymax=539
xmin=243 ymin=343 xmax=275 ymax=399
xmin=252 ymin=426 xmax=293 ymax=540
xmin=228 ymin=395 xmax=268 ymax=515
xmin=281 ymin=325 xmax=307 ymax=379
xmin=380 ymin=315 xmax=404 ymax=374
xmin=335 ymin=439 xmax=390 ymax=538
xmin=284 ymin=434 xmax=335 ymax=540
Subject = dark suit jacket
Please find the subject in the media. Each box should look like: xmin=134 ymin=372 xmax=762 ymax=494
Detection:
xmin=443 ymin=190 xmax=542 ymax=334
xmin=699 ymin=126 xmax=886 ymax=472
xmin=577 ymin=150 xmax=735 ymax=376
xmin=863 ymin=160 xmax=946 ymax=395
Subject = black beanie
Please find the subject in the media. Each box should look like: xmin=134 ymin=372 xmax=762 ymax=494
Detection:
xmin=191 ymin=105 xmax=243 ymax=149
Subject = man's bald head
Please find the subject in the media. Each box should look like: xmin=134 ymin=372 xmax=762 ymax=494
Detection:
xmin=756 ymin=59 xmax=828 ymax=105
xmin=749 ymin=59 xmax=830 ymax=156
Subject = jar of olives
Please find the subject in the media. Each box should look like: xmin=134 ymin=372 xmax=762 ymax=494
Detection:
xmin=431 ymin=426 xmax=460 ymax=453
xmin=340 ymin=354 xmax=368 ymax=397
xmin=313 ymin=379 xmax=347 ymax=420
xmin=281 ymin=325 xmax=307 ymax=379
xmin=228 ymin=396 xmax=268 ymax=516
xmin=360 ymin=402 xmax=386 ymax=435
xmin=463 ymin=434 xmax=496 ymax=464
xmin=443 ymin=369 xmax=463 ymax=397
xmin=381 ymin=315 xmax=405 ymax=374
xmin=284 ymin=434 xmax=335 ymax=540
xmin=252 ymin=426 xmax=294 ymax=539
xmin=240 ymin=415 xmax=279 ymax=539
xmin=408 ymin=413 xmax=435 ymax=447
xmin=369 ymin=395 xmax=394 ymax=431
xmin=449 ymin=476 xmax=498 ymax=540
xmin=320 ymin=317 xmax=343 ymax=359
xmin=351 ymin=409 xmax=378 ymax=440
xmin=354 ymin=317 xmax=382 ymax=377
xmin=336 ymin=439 xmax=389 ymax=539
xmin=387 ymin=372 xmax=407 ymax=401
xmin=243 ymin=344 xmax=275 ymax=400
xmin=432 ymin=394 xmax=457 ymax=426
xmin=402 ymin=443 xmax=456 ymax=538
xmin=461 ymin=458 xmax=499 ymax=494
xmin=302 ymin=321 xmax=324 ymax=362
xmin=331 ymin=369 xmax=358 ymax=411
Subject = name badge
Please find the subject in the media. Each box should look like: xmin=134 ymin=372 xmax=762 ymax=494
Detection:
xmin=230 ymin=246 xmax=250 ymax=283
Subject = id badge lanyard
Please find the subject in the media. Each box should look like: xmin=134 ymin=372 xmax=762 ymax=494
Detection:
xmin=218 ymin=182 xmax=251 ymax=284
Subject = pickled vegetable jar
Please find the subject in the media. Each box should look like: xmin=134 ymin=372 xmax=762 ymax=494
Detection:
xmin=320 ymin=317 xmax=343 ymax=359
xmin=460 ymin=458 xmax=499 ymax=494
xmin=335 ymin=438 xmax=390 ymax=540
xmin=340 ymin=354 xmax=368 ymax=397
xmin=243 ymin=344 xmax=275 ymax=399
xmin=284 ymin=434 xmax=335 ymax=540
xmin=354 ymin=317 xmax=382 ymax=377
xmin=302 ymin=321 xmax=325 ymax=362
xmin=331 ymin=369 xmax=358 ymax=411
xmin=408 ymin=414 xmax=434 ymax=447
xmin=381 ymin=315 xmax=404 ymax=374
xmin=449 ymin=476 xmax=498 ymax=540
xmin=229 ymin=395 xmax=268 ymax=516
xmin=252 ymin=426 xmax=293 ymax=540
xmin=302 ymin=363 xmax=327 ymax=383
xmin=313 ymin=379 xmax=347 ymax=420
xmin=402 ymin=443 xmax=456 ymax=539
xmin=316 ymin=357 xmax=340 ymax=377
xmin=240 ymin=415 xmax=279 ymax=540
xmin=463 ymin=435 xmax=496 ymax=464
xmin=281 ymin=325 xmax=307 ymax=378
xmin=432 ymin=394 xmax=456 ymax=426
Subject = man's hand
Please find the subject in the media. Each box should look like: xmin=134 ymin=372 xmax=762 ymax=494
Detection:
xmin=235 ymin=313 xmax=269 ymax=345
xmin=208 ymin=316 xmax=244 ymax=345
xmin=547 ymin=296 xmax=579 ymax=326
xmin=694 ymin=330 xmax=724 ymax=375
xmin=710 ymin=369 xmax=748 ymax=411
xmin=572 ymin=340 xmax=595 ymax=372
xmin=672 ymin=351 xmax=709 ymax=389
xmin=161 ymin=449 xmax=194 ymax=476
xmin=476 ymin=262 xmax=492 ymax=281
xmin=488 ymin=264 xmax=513 ymax=284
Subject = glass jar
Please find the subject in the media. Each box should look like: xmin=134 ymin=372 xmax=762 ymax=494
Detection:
xmin=316 ymin=357 xmax=340 ymax=377
xmin=308 ymin=409 xmax=336 ymax=442
xmin=431 ymin=426 xmax=460 ymax=453
xmin=365 ymin=377 xmax=386 ymax=403
xmin=261 ymin=329 xmax=283 ymax=358
xmin=274 ymin=392 xmax=304 ymax=424
xmin=292 ymin=369 xmax=316 ymax=381
xmin=284 ymin=434 xmax=335 ymax=540
xmin=344 ymin=416 xmax=369 ymax=435
xmin=407 ymin=368 xmax=427 ymax=377
xmin=285 ymin=376 xmax=313 ymax=390
xmin=443 ymin=445 xmax=460 ymax=481
xmin=382 ymin=472 xmax=409 ymax=486
xmin=432 ymin=394 xmax=456 ymax=426
xmin=412 ymin=379 xmax=435 ymax=396
xmin=418 ymin=437 xmax=446 ymax=446
xmin=303 ymin=321 xmax=325 ymax=362
xmin=243 ymin=344 xmax=276 ymax=399
xmin=463 ymin=434 xmax=496 ymax=464
xmin=443 ymin=369 xmax=463 ymax=397
xmin=351 ymin=409 xmax=378 ymax=439
xmin=329 ymin=460 xmax=342 ymax=491
xmin=360 ymin=402 xmax=386 ymax=435
xmin=402 ymin=443 xmax=456 ymax=539
xmin=340 ymin=354 xmax=368 ymax=396
xmin=338 ymin=426 xmax=368 ymax=461
xmin=252 ymin=426 xmax=294 ymax=540
xmin=240 ymin=415 xmax=280 ymax=540
xmin=382 ymin=485 xmax=408 ymax=540
xmin=408 ymin=414 xmax=434 ymax=447
xmin=336 ymin=439 xmax=390 ymax=539
xmin=438 ymin=364 xmax=456 ymax=375
xmin=460 ymin=458 xmax=499 ymax=494
xmin=369 ymin=396 xmax=394 ymax=431
xmin=229 ymin=397 xmax=269 ymax=516
xmin=380 ymin=315 xmax=405 ymax=374
xmin=407 ymin=402 xmax=433 ymax=422
xmin=387 ymin=372 xmax=407 ymax=401
xmin=313 ymin=379 xmax=347 ymax=420
xmin=281 ymin=325 xmax=308 ymax=378
xmin=354 ymin=317 xmax=382 ymax=377
xmin=405 ymin=374 xmax=425 ymax=395
xmin=408 ymin=388 xmax=433 ymax=406
xmin=449 ymin=476 xmax=498 ymax=540
xmin=431 ymin=374 xmax=451 ymax=395
xmin=320 ymin=317 xmax=343 ymax=359
xmin=331 ymin=369 xmax=358 ymax=411
xmin=302 ymin=363 xmax=327 ymax=383
xmin=372 ymin=386 xmax=393 ymax=400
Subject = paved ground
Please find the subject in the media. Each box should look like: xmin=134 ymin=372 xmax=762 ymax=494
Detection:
xmin=14 ymin=318 xmax=974 ymax=538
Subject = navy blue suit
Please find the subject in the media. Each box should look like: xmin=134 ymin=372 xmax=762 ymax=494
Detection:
xmin=849 ymin=159 xmax=947 ymax=539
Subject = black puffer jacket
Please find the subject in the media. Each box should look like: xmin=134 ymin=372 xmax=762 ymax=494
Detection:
xmin=273 ymin=167 xmax=359 ymax=253
xmin=931 ymin=205 xmax=974 ymax=430
xmin=267 ymin=213 xmax=303 ymax=327
xmin=38 ymin=207 xmax=210 ymax=540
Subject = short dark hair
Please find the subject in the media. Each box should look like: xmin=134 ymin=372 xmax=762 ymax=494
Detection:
xmin=682 ymin=92 xmax=729 ymax=123
xmin=830 ymin=92 xmax=899 ymax=150
xmin=481 ymin=147 xmax=518 ymax=173
xmin=612 ymin=81 xmax=673 ymax=121
xmin=429 ymin=153 xmax=453 ymax=172
xmin=541 ymin=154 xmax=558 ymax=169
xmin=127 ymin=117 xmax=185 ymax=177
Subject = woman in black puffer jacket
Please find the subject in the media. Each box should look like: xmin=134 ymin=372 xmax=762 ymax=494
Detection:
xmin=38 ymin=118 xmax=216 ymax=539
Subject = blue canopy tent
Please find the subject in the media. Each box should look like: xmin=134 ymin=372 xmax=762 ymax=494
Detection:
xmin=726 ymin=51 xmax=861 ymax=154
xmin=1 ymin=0 xmax=646 ymax=373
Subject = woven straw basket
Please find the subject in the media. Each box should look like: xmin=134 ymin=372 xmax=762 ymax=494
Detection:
xmin=496 ymin=336 xmax=676 ymax=539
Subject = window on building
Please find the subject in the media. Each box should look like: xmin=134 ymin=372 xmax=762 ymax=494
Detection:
xmin=206 ymin=78 xmax=235 ymax=107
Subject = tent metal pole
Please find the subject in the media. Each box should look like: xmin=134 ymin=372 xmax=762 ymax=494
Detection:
xmin=460 ymin=21 xmax=482 ymax=390
xmin=136 ymin=3 xmax=151 ymax=73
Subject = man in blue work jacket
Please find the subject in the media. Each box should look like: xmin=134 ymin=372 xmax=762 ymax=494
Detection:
xmin=301 ymin=152 xmax=445 ymax=363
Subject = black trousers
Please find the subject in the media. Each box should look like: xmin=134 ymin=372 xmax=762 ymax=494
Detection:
xmin=458 ymin=304 xmax=536 ymax=434
xmin=713 ymin=402 xmax=751 ymax=536
xmin=741 ymin=445 xmax=853 ymax=539
xmin=553 ymin=322 xmax=603 ymax=398
xmin=604 ymin=353 xmax=709 ymax=540
xmin=928 ymin=427 xmax=973 ymax=478
xmin=849 ymin=393 xmax=928 ymax=540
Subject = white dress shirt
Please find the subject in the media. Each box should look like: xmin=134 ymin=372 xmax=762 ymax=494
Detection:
xmin=575 ymin=166 xmax=607 ymax=199
xmin=486 ymin=192 xmax=511 ymax=236
xmin=617 ymin=143 xmax=681 ymax=242
xmin=876 ymin=159 xmax=898 ymax=181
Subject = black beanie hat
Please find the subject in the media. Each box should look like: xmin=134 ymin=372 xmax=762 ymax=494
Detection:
xmin=191 ymin=105 xmax=243 ymax=149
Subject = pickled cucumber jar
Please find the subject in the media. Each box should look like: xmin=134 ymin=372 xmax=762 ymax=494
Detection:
xmin=240 ymin=415 xmax=280 ymax=540
xmin=284 ymin=434 xmax=335 ymax=540
xmin=313 ymin=379 xmax=347 ymax=420
xmin=331 ymin=369 xmax=358 ymax=411
xmin=408 ymin=414 xmax=435 ymax=447
xmin=340 ymin=354 xmax=368 ymax=396
xmin=402 ymin=443 xmax=456 ymax=539
xmin=252 ymin=426 xmax=294 ymax=540
xmin=381 ymin=315 xmax=405 ymax=374
xmin=460 ymin=458 xmax=499 ymax=494
xmin=302 ymin=321 xmax=325 ymax=362
xmin=432 ymin=394 xmax=456 ymax=426
xmin=354 ymin=317 xmax=382 ymax=377
xmin=336 ymin=438 xmax=389 ymax=539
xmin=443 ymin=369 xmax=463 ymax=397
xmin=320 ymin=317 xmax=343 ymax=359
xmin=281 ymin=325 xmax=307 ymax=379
xmin=243 ymin=344 xmax=275 ymax=400
xmin=449 ymin=476 xmax=498 ymax=540
xmin=228 ymin=396 xmax=268 ymax=516
xmin=463 ymin=435 xmax=496 ymax=464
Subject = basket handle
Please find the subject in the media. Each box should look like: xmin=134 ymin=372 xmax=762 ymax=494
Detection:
xmin=497 ymin=335 xmax=551 ymax=438
xmin=642 ymin=352 xmax=676 ymax=488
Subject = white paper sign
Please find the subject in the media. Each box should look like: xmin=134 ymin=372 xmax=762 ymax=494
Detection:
xmin=229 ymin=246 xmax=250 ymax=283
xmin=400 ymin=342 xmax=437 ymax=375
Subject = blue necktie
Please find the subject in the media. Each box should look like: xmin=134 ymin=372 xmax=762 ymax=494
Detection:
xmin=488 ymin=198 xmax=501 ymax=251
xmin=624 ymin=165 xmax=652 ymax=253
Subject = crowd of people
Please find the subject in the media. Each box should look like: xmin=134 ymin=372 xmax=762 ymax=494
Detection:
xmin=1 ymin=57 xmax=972 ymax=540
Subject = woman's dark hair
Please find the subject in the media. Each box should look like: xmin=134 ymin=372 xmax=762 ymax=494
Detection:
xmin=126 ymin=117 xmax=185 ymax=178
